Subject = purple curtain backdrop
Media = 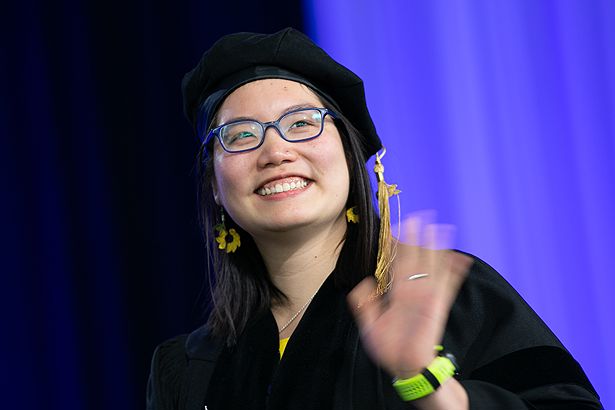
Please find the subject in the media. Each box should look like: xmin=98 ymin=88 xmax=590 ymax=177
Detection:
xmin=305 ymin=0 xmax=614 ymax=407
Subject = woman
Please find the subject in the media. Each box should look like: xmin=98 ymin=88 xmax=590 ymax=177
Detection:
xmin=147 ymin=28 xmax=602 ymax=409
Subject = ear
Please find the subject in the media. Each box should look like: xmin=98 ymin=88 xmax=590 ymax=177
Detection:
xmin=211 ymin=179 xmax=220 ymax=205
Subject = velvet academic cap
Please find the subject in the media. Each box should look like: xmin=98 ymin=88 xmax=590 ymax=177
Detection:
xmin=181 ymin=27 xmax=382 ymax=159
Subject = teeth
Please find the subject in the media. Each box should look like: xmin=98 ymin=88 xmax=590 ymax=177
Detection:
xmin=257 ymin=179 xmax=309 ymax=196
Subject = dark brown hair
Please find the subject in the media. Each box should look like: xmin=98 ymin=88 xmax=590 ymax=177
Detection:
xmin=196 ymin=101 xmax=379 ymax=346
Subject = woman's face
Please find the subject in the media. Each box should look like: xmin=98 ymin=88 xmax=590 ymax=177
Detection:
xmin=211 ymin=79 xmax=350 ymax=240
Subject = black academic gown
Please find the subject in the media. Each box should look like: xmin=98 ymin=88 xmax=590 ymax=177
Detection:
xmin=146 ymin=255 xmax=603 ymax=410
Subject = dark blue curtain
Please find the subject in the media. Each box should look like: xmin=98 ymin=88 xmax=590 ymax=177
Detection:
xmin=1 ymin=1 xmax=303 ymax=408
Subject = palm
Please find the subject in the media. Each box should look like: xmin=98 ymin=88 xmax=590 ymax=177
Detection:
xmin=348 ymin=214 xmax=472 ymax=379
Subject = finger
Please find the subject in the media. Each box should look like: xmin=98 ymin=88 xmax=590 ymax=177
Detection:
xmin=440 ymin=251 xmax=473 ymax=307
xmin=391 ymin=212 xmax=434 ymax=281
xmin=400 ymin=210 xmax=436 ymax=246
xmin=423 ymin=223 xmax=456 ymax=282
xmin=347 ymin=276 xmax=381 ymax=330
xmin=392 ymin=222 xmax=453 ymax=288
xmin=424 ymin=223 xmax=456 ymax=251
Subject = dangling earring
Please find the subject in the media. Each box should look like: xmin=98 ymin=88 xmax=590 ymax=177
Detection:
xmin=214 ymin=208 xmax=241 ymax=253
xmin=346 ymin=206 xmax=360 ymax=223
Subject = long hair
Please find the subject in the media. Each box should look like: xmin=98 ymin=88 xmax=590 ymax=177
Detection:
xmin=196 ymin=101 xmax=380 ymax=346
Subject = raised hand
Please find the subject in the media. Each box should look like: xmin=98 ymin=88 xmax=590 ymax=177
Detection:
xmin=348 ymin=212 xmax=473 ymax=380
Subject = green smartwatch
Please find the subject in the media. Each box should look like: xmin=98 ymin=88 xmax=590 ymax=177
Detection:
xmin=392 ymin=348 xmax=459 ymax=401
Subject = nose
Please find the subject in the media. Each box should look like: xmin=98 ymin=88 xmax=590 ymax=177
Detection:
xmin=256 ymin=125 xmax=298 ymax=168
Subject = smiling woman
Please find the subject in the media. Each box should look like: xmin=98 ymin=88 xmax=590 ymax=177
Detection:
xmin=146 ymin=28 xmax=603 ymax=410
xmin=211 ymin=80 xmax=350 ymax=238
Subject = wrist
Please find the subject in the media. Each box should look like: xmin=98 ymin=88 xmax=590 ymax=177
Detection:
xmin=413 ymin=377 xmax=468 ymax=410
xmin=392 ymin=347 xmax=459 ymax=402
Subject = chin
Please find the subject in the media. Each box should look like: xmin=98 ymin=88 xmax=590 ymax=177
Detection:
xmin=242 ymin=214 xmax=330 ymax=237
xmin=258 ymin=218 xmax=314 ymax=234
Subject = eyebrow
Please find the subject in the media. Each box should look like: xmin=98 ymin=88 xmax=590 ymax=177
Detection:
xmin=219 ymin=103 xmax=319 ymax=126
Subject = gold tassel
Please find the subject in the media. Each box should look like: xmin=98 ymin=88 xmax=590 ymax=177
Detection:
xmin=373 ymin=148 xmax=401 ymax=295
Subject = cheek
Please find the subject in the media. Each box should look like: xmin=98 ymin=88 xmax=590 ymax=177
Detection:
xmin=212 ymin=156 xmax=247 ymax=203
xmin=314 ymin=137 xmax=350 ymax=192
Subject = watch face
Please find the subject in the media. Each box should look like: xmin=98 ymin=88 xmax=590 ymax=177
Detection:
xmin=442 ymin=351 xmax=459 ymax=374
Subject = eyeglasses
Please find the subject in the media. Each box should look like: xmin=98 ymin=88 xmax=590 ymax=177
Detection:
xmin=205 ymin=107 xmax=337 ymax=153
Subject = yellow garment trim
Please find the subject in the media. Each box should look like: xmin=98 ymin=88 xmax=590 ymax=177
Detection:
xmin=279 ymin=337 xmax=290 ymax=358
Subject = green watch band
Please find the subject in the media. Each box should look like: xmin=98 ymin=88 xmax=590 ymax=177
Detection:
xmin=392 ymin=351 xmax=458 ymax=401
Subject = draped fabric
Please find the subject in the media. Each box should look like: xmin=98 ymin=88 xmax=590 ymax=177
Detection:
xmin=147 ymin=256 xmax=602 ymax=409
xmin=306 ymin=1 xmax=614 ymax=408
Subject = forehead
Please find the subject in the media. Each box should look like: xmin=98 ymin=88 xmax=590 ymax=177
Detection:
xmin=216 ymin=79 xmax=324 ymax=123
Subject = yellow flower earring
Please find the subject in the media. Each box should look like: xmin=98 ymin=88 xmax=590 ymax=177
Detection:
xmin=346 ymin=206 xmax=359 ymax=223
xmin=214 ymin=209 xmax=241 ymax=253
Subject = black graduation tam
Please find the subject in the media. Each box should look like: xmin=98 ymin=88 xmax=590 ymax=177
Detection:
xmin=182 ymin=27 xmax=382 ymax=159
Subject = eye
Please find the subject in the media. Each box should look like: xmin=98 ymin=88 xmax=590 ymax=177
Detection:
xmin=290 ymin=120 xmax=309 ymax=129
xmin=227 ymin=131 xmax=257 ymax=145
xmin=232 ymin=131 xmax=256 ymax=140
xmin=221 ymin=121 xmax=261 ymax=148
xmin=285 ymin=111 xmax=322 ymax=132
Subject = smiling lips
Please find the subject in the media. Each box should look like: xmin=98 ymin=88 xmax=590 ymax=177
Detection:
xmin=257 ymin=177 xmax=309 ymax=196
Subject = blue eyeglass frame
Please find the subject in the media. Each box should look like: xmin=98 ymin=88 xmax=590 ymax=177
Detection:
xmin=203 ymin=107 xmax=337 ymax=153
